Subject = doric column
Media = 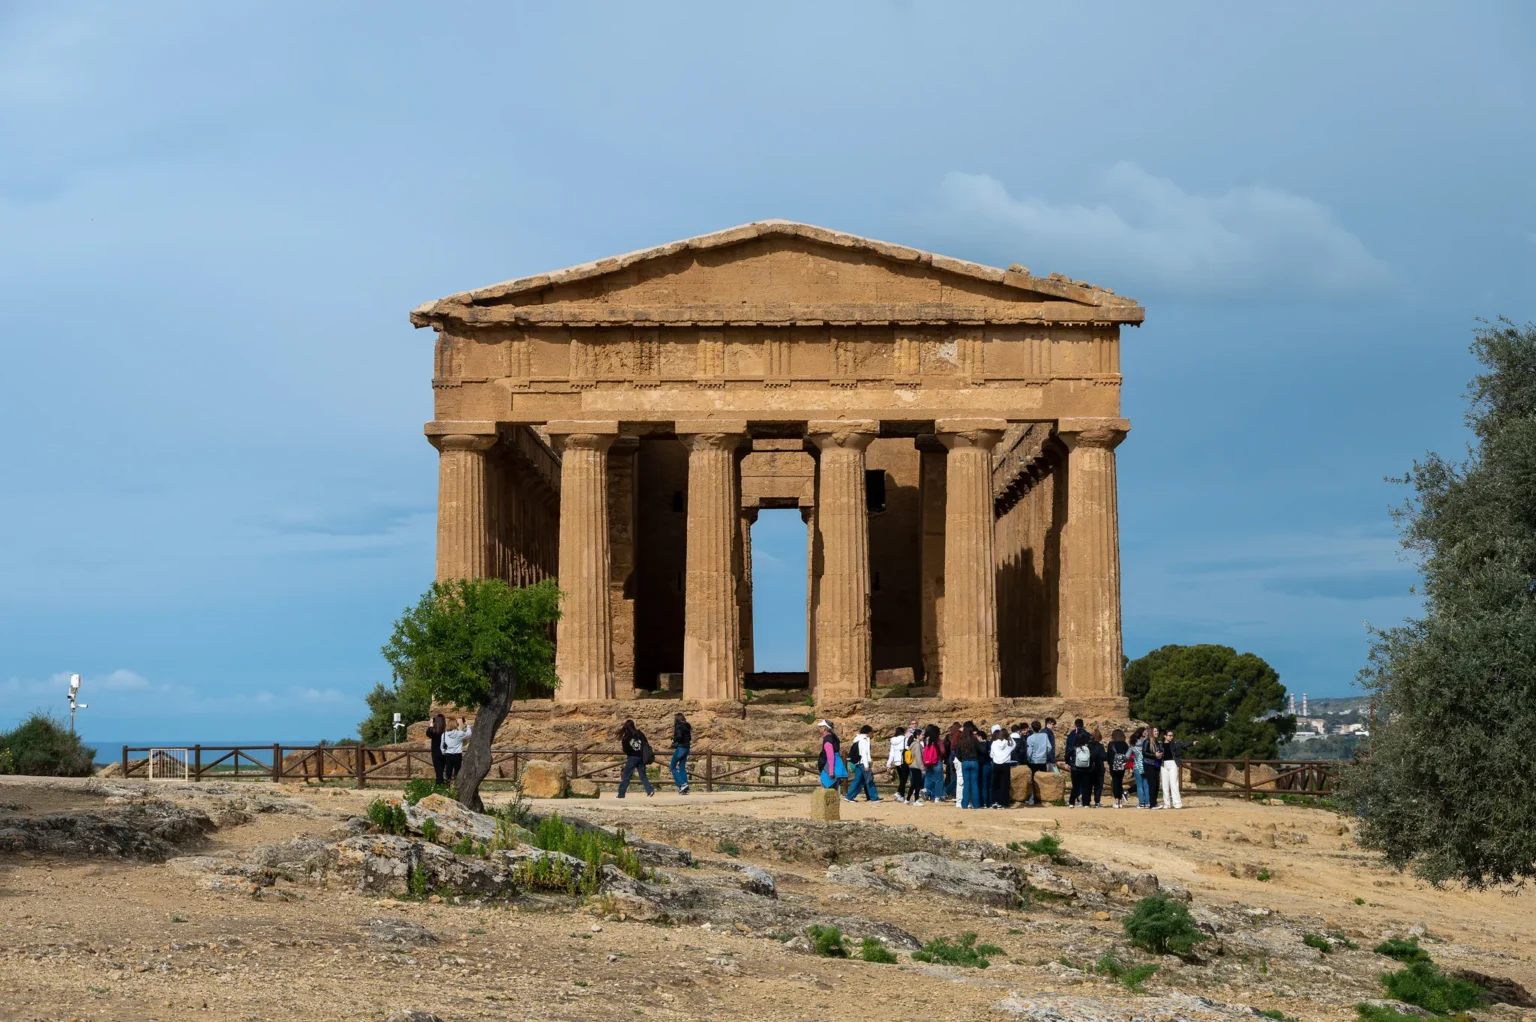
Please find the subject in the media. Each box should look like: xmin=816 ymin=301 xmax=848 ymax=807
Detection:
xmin=431 ymin=432 xmax=496 ymax=582
xmin=737 ymin=507 xmax=759 ymax=679
xmin=1057 ymin=418 xmax=1129 ymax=698
xmin=802 ymin=504 xmax=819 ymax=694
xmin=807 ymin=419 xmax=878 ymax=701
xmin=936 ymin=418 xmax=1006 ymax=700
xmin=916 ymin=435 xmax=947 ymax=688
xmin=677 ymin=421 xmax=747 ymax=703
xmin=547 ymin=421 xmax=619 ymax=703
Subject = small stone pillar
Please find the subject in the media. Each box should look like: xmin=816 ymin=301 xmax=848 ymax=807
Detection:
xmin=809 ymin=785 xmax=842 ymax=821
xmin=1057 ymin=418 xmax=1130 ymax=698
xmin=430 ymin=432 xmax=496 ymax=581
xmin=548 ymin=421 xmax=620 ymax=702
xmin=807 ymin=420 xmax=878 ymax=701
xmin=936 ymin=418 xmax=1006 ymax=700
xmin=678 ymin=421 xmax=747 ymax=703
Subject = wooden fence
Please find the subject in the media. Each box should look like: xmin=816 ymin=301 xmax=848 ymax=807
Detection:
xmin=118 ymin=745 xmax=1345 ymax=798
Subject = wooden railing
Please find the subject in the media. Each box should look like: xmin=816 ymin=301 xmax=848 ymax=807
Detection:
xmin=118 ymin=745 xmax=1347 ymax=798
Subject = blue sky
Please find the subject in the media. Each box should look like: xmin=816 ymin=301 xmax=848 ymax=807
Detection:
xmin=2 ymin=3 xmax=1532 ymax=745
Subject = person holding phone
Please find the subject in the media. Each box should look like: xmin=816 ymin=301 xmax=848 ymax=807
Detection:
xmin=440 ymin=717 xmax=471 ymax=783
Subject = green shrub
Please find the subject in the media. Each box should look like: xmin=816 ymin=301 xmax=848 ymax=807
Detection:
xmin=404 ymin=778 xmax=454 ymax=805
xmin=356 ymin=676 xmax=432 ymax=746
xmin=1092 ymin=952 xmax=1159 ymax=992
xmin=716 ymin=839 xmax=740 ymax=857
xmin=1303 ymin=932 xmax=1333 ymax=954
xmin=1373 ymin=936 xmax=1431 ymax=964
xmin=858 ymin=937 xmax=897 ymax=964
xmin=497 ymin=785 xmax=532 ymax=828
xmin=366 ymin=798 xmax=408 ymax=835
xmin=1354 ymin=1004 xmax=1426 ymax=1022
xmin=420 ymin=819 xmax=440 ymax=844
xmin=407 ymin=864 xmax=430 ymax=898
xmin=1122 ymin=894 xmax=1209 ymax=957
xmin=504 ymin=812 xmax=644 ymax=895
xmin=1378 ymin=961 xmax=1486 ymax=1014
xmin=1010 ymin=832 xmax=1067 ymax=864
xmin=0 ymin=714 xmax=95 ymax=777
xmin=451 ymin=835 xmax=474 ymax=856
xmin=1255 ymin=868 xmax=1272 ymax=882
xmin=910 ymin=932 xmax=1003 ymax=969
xmin=806 ymin=925 xmax=848 ymax=958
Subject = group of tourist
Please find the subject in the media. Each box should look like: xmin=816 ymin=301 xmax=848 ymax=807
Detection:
xmin=814 ymin=717 xmax=1187 ymax=810
xmin=424 ymin=714 xmax=472 ymax=786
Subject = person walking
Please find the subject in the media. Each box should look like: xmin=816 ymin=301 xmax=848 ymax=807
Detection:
xmin=988 ymin=725 xmax=1015 ymax=808
xmin=816 ymin=720 xmax=848 ymax=793
xmin=1024 ymin=721 xmax=1050 ymax=805
xmin=616 ymin=719 xmax=655 ymax=798
xmin=1106 ymin=728 xmax=1130 ymax=809
xmin=1066 ymin=723 xmax=1094 ymax=808
xmin=426 ymin=712 xmax=447 ymax=786
xmin=887 ymin=725 xmax=911 ymax=803
xmin=920 ymin=723 xmax=944 ymax=803
xmin=1158 ymin=729 xmax=1184 ymax=809
xmin=1142 ymin=727 xmax=1162 ymax=808
xmin=669 ymin=712 xmax=692 ymax=794
xmin=440 ymin=717 xmax=471 ymax=784
xmin=847 ymin=725 xmax=881 ymax=802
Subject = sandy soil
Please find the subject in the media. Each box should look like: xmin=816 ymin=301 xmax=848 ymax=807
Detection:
xmin=2 ymin=777 xmax=1533 ymax=1022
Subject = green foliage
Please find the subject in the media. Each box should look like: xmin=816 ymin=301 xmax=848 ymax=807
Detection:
xmin=1343 ymin=319 xmax=1536 ymax=888
xmin=366 ymin=797 xmax=408 ymax=835
xmin=1088 ymin=953 xmax=1159 ymax=992
xmin=513 ymin=812 xmax=643 ymax=895
xmin=1124 ymin=644 xmax=1294 ymax=758
xmin=1122 ymin=894 xmax=1209 ymax=958
xmin=419 ymin=818 xmax=440 ymax=844
xmin=407 ymin=864 xmax=430 ymax=899
xmin=1379 ymin=961 xmax=1486 ymax=1014
xmin=357 ymin=674 xmax=432 ymax=746
xmin=1255 ymin=868 xmax=1272 ymax=882
xmin=451 ymin=835 xmax=475 ymax=856
xmin=497 ymin=785 xmax=532 ymax=828
xmin=910 ymin=932 xmax=1003 ymax=969
xmin=1303 ymin=932 xmax=1333 ymax=954
xmin=807 ymin=925 xmax=849 ymax=958
xmin=0 ymin=714 xmax=96 ymax=777
xmin=382 ymin=577 xmax=561 ymax=709
xmin=858 ymin=937 xmax=897 ymax=964
xmin=716 ymin=839 xmax=740 ymax=857
xmin=1010 ymin=832 xmax=1067 ymax=864
xmin=1373 ymin=936 xmax=1431 ymax=965
xmin=403 ymin=778 xmax=454 ymax=806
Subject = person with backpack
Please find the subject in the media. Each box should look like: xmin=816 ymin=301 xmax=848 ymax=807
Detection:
xmin=1067 ymin=721 xmax=1095 ymax=808
xmin=616 ymin=719 xmax=655 ymax=798
xmin=988 ymin=725 xmax=1015 ymax=809
xmin=920 ymin=723 xmax=944 ymax=802
xmin=816 ymin=720 xmax=848 ymax=793
xmin=1088 ymin=730 xmax=1108 ymax=807
xmin=887 ymin=725 xmax=911 ymax=803
xmin=1023 ymin=720 xmax=1050 ymax=805
xmin=1106 ymin=728 xmax=1131 ymax=809
xmin=1158 ymin=729 xmax=1184 ymax=809
xmin=669 ymin=711 xmax=692 ymax=794
xmin=846 ymin=724 xmax=881 ymax=802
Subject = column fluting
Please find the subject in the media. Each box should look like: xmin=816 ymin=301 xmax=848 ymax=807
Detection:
xmin=807 ymin=419 xmax=878 ymax=702
xmin=937 ymin=418 xmax=1006 ymax=700
xmin=1057 ymin=419 xmax=1128 ymax=698
xmin=549 ymin=424 xmax=619 ymax=703
xmin=678 ymin=424 xmax=746 ymax=703
xmin=432 ymin=433 xmax=496 ymax=582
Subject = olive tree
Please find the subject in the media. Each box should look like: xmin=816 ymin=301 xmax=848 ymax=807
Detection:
xmin=382 ymin=577 xmax=560 ymax=811
xmin=1343 ymin=319 xmax=1536 ymax=888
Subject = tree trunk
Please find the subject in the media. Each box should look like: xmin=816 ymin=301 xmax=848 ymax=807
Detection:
xmin=457 ymin=662 xmax=516 ymax=813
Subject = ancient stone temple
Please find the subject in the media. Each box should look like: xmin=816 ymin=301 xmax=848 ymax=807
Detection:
xmin=410 ymin=221 xmax=1142 ymax=713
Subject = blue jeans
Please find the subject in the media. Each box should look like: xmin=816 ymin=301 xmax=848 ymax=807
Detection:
xmin=924 ymin=764 xmax=945 ymax=801
xmin=1135 ymin=769 xmax=1151 ymax=806
xmin=669 ymin=746 xmax=689 ymax=789
xmin=960 ymin=760 xmax=981 ymax=809
xmin=617 ymin=755 xmax=653 ymax=797
xmin=847 ymin=764 xmax=879 ymax=801
xmin=976 ymin=760 xmax=991 ymax=807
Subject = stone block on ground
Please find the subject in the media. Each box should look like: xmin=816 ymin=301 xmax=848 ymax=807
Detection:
xmin=569 ymin=778 xmax=600 ymax=798
xmin=808 ymin=786 xmax=841 ymax=821
xmin=826 ymin=851 xmax=1018 ymax=907
xmin=1012 ymin=769 xmax=1065 ymax=804
xmin=519 ymin=759 xmax=570 ymax=798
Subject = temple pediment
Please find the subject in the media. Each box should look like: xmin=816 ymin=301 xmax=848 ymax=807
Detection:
xmin=411 ymin=221 xmax=1143 ymax=329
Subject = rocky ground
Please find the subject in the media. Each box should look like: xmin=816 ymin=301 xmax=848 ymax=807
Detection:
xmin=2 ymin=776 xmax=1534 ymax=1022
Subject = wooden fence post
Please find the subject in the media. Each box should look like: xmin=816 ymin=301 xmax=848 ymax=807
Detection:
xmin=356 ymin=745 xmax=366 ymax=789
xmin=706 ymin=752 xmax=714 ymax=793
xmin=570 ymin=750 xmax=579 ymax=782
xmin=272 ymin=744 xmax=282 ymax=783
xmin=1244 ymin=757 xmax=1252 ymax=801
xmin=193 ymin=745 xmax=202 ymax=782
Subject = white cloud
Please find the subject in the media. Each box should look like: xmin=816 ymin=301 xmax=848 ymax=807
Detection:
xmin=930 ymin=163 xmax=1391 ymax=299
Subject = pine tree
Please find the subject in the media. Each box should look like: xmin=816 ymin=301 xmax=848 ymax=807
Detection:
xmin=1345 ymin=319 xmax=1536 ymax=888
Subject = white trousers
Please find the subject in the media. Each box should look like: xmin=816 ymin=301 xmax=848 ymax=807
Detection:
xmin=953 ymin=757 xmax=963 ymax=805
xmin=1160 ymin=761 xmax=1183 ymax=808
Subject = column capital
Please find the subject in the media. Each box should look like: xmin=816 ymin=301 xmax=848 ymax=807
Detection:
xmin=1057 ymin=417 xmax=1130 ymax=450
xmin=739 ymin=506 xmax=760 ymax=524
xmin=676 ymin=419 xmax=747 ymax=453
xmin=430 ymin=433 xmax=497 ymax=453
xmin=806 ymin=419 xmax=878 ymax=452
xmin=936 ymin=417 xmax=1007 ymax=452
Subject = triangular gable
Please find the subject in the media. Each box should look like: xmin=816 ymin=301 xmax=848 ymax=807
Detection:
xmin=411 ymin=221 xmax=1142 ymax=328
